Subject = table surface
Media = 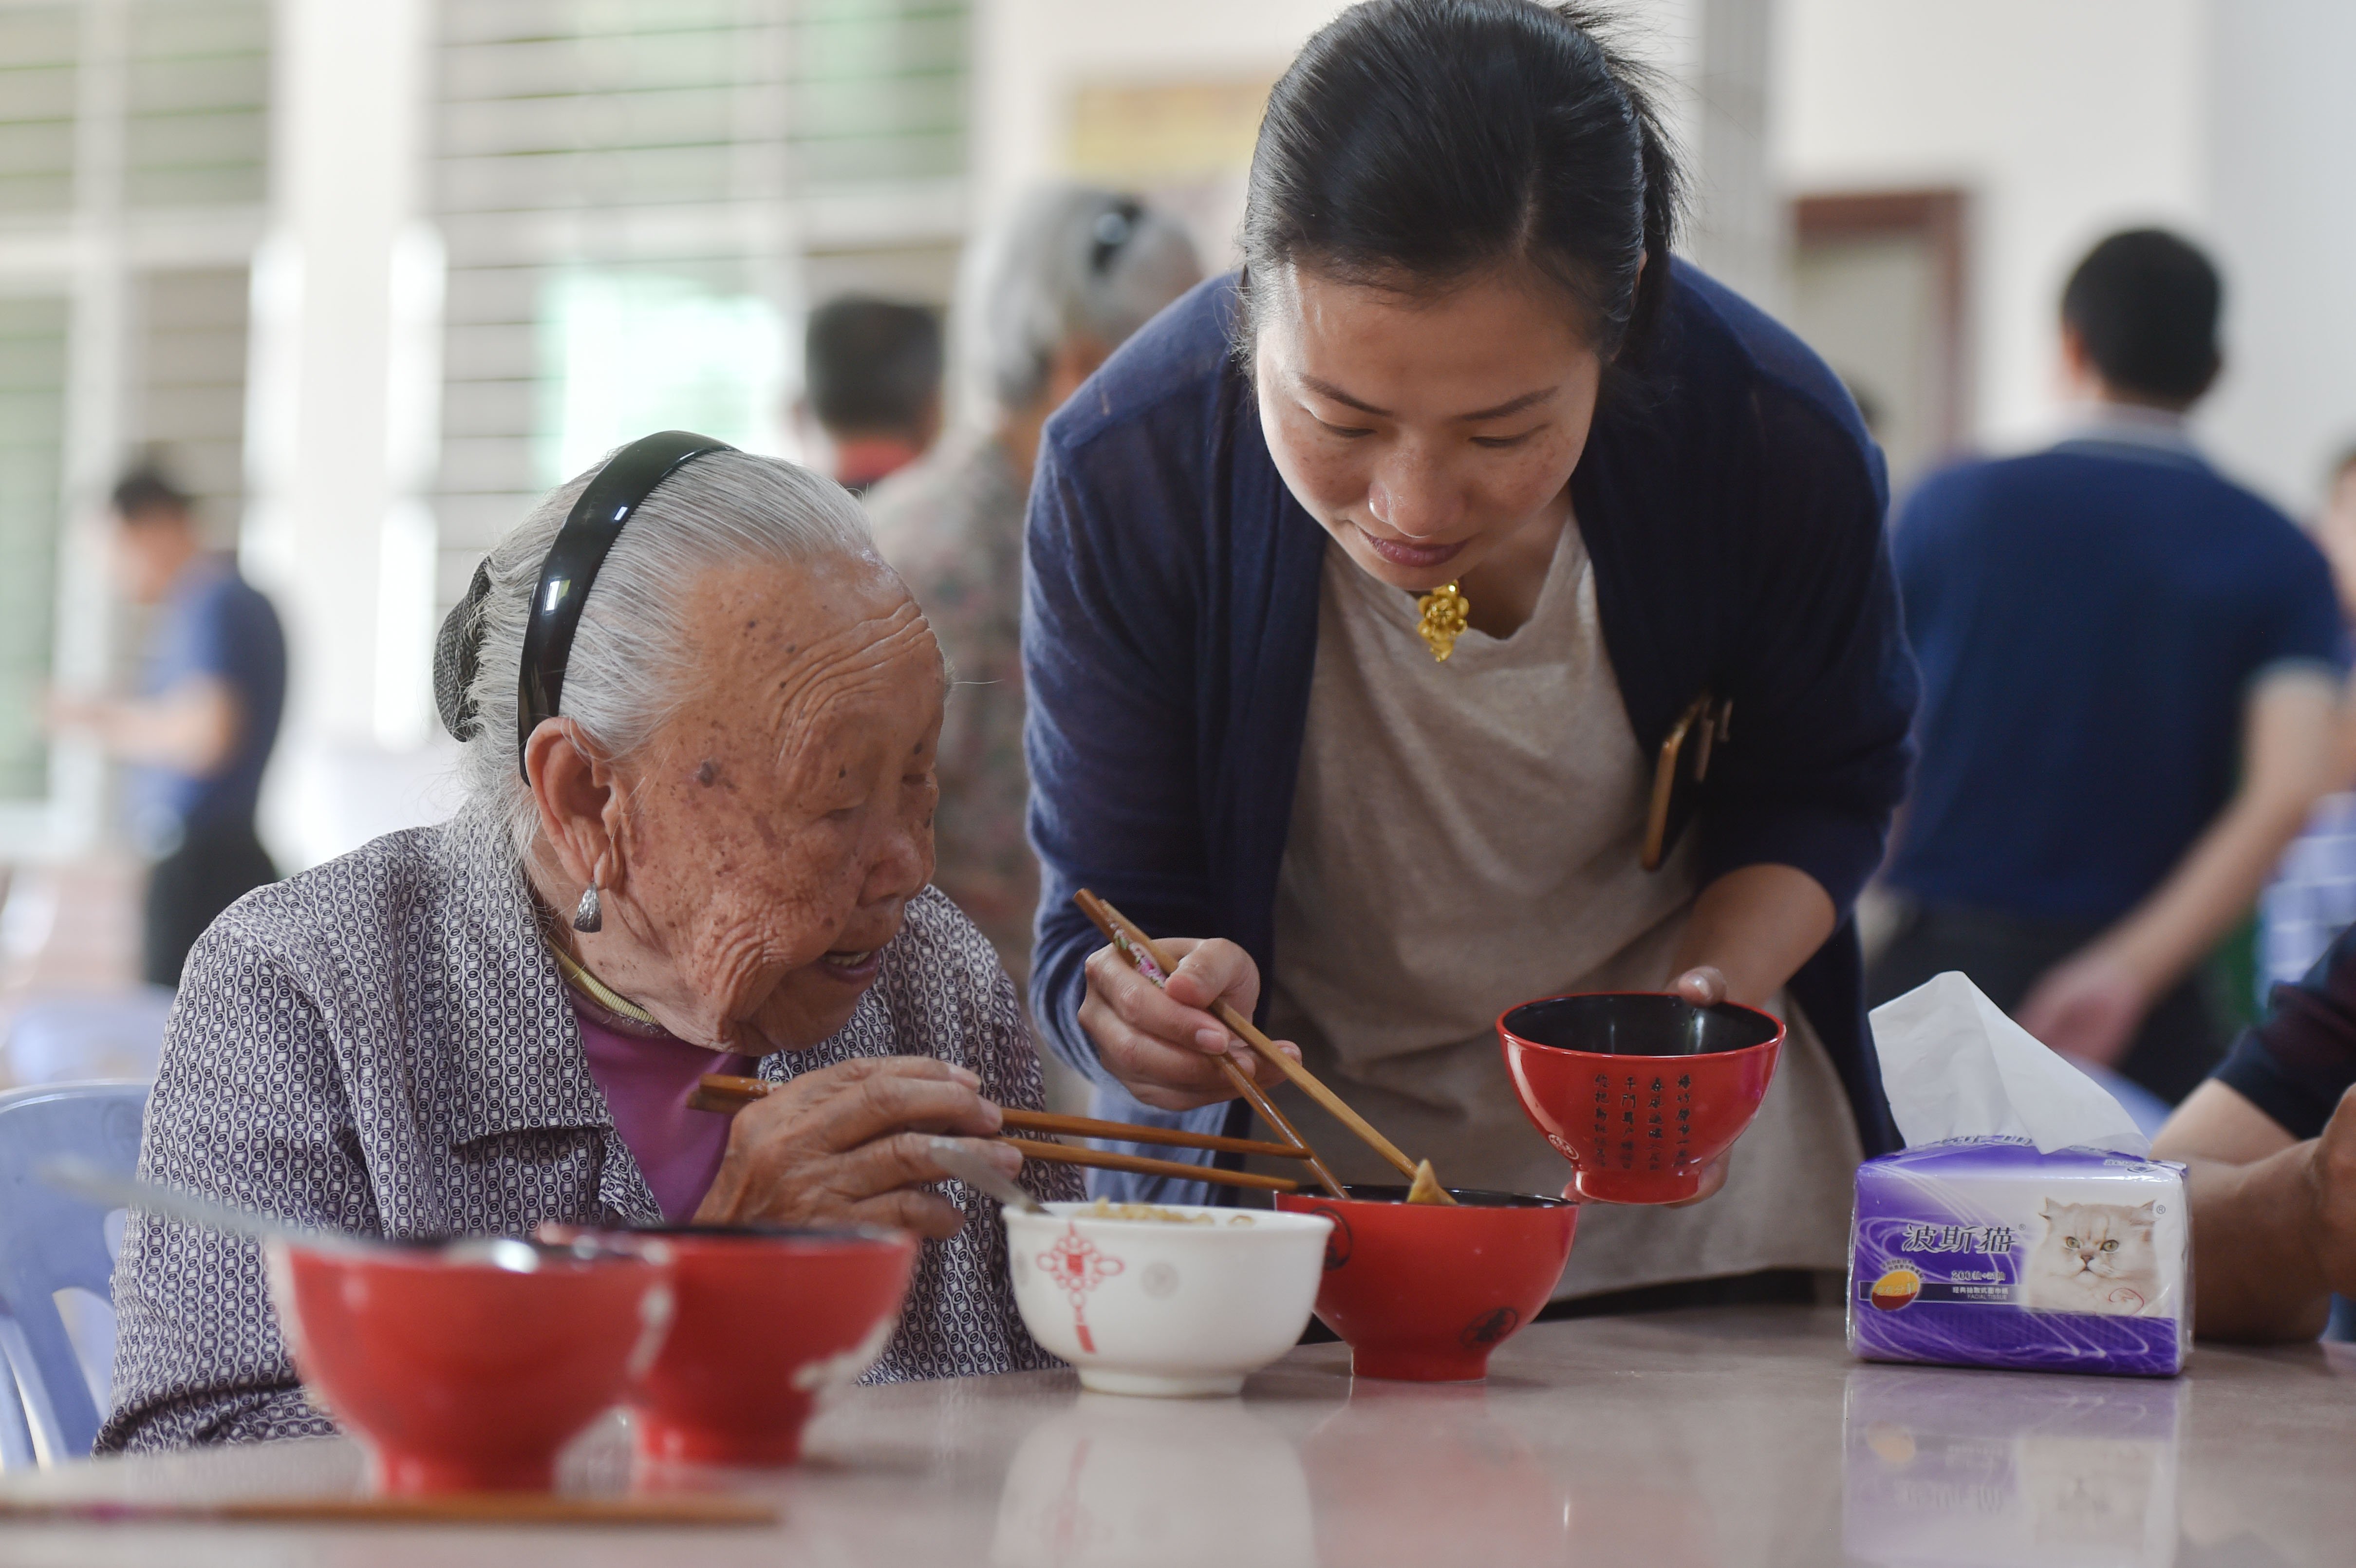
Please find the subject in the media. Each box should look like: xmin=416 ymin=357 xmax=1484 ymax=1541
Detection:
xmin=1 ymin=1305 xmax=2351 ymax=1568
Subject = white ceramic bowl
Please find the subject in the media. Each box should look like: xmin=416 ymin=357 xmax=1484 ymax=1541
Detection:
xmin=1005 ymin=1201 xmax=1333 ymax=1397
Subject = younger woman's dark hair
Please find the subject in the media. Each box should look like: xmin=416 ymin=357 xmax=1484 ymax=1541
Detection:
xmin=1237 ymin=0 xmax=1683 ymax=362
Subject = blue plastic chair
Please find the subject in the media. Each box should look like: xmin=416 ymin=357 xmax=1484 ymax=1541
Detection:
xmin=0 ymin=1081 xmax=149 ymax=1465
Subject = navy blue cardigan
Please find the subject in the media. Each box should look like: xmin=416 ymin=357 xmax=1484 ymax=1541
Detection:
xmin=1022 ymin=266 xmax=1918 ymax=1200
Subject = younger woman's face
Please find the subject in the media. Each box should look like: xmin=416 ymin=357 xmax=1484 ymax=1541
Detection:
xmin=1254 ymin=263 xmax=1604 ymax=592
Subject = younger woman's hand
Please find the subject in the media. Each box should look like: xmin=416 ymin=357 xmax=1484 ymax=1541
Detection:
xmin=1670 ymin=966 xmax=1730 ymax=1007
xmin=1077 ymin=936 xmax=1302 ymax=1111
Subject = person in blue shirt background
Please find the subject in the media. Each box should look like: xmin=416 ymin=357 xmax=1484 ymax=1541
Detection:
xmin=1023 ymin=0 xmax=1916 ymax=1311
xmin=1872 ymin=230 xmax=2347 ymax=1106
xmin=47 ymin=466 xmax=286 ymax=987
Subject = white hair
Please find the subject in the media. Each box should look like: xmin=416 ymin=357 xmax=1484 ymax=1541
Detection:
xmin=452 ymin=449 xmax=876 ymax=872
xmin=961 ymin=184 xmax=1202 ymax=414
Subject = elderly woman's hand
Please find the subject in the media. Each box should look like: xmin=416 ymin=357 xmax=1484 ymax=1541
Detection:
xmin=1078 ymin=937 xmax=1300 ymax=1112
xmin=692 ymin=1057 xmax=1018 ymax=1239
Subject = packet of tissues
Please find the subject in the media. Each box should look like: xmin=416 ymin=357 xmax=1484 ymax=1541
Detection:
xmin=1846 ymin=972 xmax=2190 ymax=1377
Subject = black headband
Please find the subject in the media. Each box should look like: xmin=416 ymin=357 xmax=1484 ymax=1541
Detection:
xmin=431 ymin=430 xmax=735 ymax=776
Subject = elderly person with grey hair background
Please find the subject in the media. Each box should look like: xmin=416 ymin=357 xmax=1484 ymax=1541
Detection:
xmin=866 ymin=185 xmax=1201 ymax=994
xmin=101 ymin=434 xmax=1080 ymax=1455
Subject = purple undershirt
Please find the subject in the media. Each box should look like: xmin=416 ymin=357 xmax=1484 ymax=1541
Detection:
xmin=570 ymin=990 xmax=755 ymax=1222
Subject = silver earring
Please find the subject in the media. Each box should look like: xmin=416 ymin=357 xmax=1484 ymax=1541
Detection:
xmin=572 ymin=881 xmax=602 ymax=933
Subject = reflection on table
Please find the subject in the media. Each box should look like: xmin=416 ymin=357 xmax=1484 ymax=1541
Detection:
xmin=4 ymin=1308 xmax=2352 ymax=1567
xmin=1844 ymin=1364 xmax=2185 ymax=1568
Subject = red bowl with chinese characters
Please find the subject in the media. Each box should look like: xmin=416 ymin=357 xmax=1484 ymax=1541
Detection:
xmin=1272 ymin=1187 xmax=1576 ymax=1383
xmin=1498 ymin=992 xmax=1784 ymax=1204
xmin=264 ymin=1237 xmax=673 ymax=1495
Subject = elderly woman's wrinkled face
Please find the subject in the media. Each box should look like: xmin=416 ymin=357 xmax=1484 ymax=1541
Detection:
xmin=611 ymin=555 xmax=943 ymax=1051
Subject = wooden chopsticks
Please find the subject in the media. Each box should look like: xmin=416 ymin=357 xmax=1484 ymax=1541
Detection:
xmin=687 ymin=1075 xmax=1306 ymax=1195
xmin=688 ymin=1077 xmax=1304 ymax=1160
xmin=997 ymin=1138 xmax=1299 ymax=1193
xmin=1077 ymin=891 xmax=1454 ymax=1202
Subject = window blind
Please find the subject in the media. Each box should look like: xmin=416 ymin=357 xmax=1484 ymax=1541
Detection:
xmin=431 ymin=0 xmax=971 ymax=600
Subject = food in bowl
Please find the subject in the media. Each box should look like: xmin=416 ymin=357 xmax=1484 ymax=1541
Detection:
xmin=1498 ymin=991 xmax=1784 ymax=1204
xmin=1006 ymin=1200 xmax=1330 ymax=1397
xmin=264 ymin=1237 xmax=672 ymax=1495
xmin=1273 ymin=1186 xmax=1576 ymax=1382
xmin=1080 ymin=1197 xmax=1259 ymax=1225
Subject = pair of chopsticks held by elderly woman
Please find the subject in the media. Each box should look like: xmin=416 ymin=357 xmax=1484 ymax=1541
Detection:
xmin=107 ymin=1 xmax=1922 ymax=1455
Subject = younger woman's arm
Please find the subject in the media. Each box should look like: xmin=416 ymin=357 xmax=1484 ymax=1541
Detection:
xmin=1665 ymin=863 xmax=1838 ymax=1009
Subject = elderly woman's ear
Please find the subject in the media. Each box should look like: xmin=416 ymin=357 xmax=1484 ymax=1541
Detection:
xmin=524 ymin=716 xmax=631 ymax=916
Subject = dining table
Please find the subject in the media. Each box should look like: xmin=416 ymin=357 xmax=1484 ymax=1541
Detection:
xmin=0 ymin=1303 xmax=2349 ymax=1567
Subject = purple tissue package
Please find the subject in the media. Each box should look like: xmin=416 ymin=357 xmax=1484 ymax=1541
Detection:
xmin=1847 ymin=1136 xmax=2189 ymax=1377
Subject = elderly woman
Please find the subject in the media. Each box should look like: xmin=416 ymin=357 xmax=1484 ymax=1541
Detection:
xmin=100 ymin=436 xmax=1078 ymax=1453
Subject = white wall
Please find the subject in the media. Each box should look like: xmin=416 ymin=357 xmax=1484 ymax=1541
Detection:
xmin=2201 ymin=0 xmax=2356 ymax=515
xmin=1773 ymin=0 xmax=2208 ymax=454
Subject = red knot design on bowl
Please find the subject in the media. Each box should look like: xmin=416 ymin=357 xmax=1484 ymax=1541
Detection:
xmin=1036 ymin=1223 xmax=1127 ymax=1354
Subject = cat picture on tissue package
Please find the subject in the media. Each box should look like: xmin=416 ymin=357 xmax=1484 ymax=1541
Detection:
xmin=2024 ymin=1196 xmax=2164 ymax=1315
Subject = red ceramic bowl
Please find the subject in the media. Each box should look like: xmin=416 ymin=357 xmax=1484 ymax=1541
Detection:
xmin=621 ymin=1225 xmax=917 ymax=1467
xmin=1498 ymin=991 xmax=1784 ymax=1204
xmin=265 ymin=1239 xmax=672 ymax=1495
xmin=1272 ymin=1187 xmax=1576 ymax=1382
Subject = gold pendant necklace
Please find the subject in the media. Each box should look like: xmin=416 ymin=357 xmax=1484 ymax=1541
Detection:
xmin=1415 ymin=580 xmax=1471 ymax=662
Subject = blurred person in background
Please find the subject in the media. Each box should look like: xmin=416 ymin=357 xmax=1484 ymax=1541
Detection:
xmin=800 ymin=295 xmax=944 ymax=495
xmin=866 ymin=186 xmax=1201 ymax=990
xmin=2309 ymin=444 xmax=2356 ymax=622
xmin=45 ymin=466 xmax=286 ymax=988
xmin=1872 ymin=230 xmax=2346 ymax=1105
xmin=2253 ymin=443 xmax=2356 ymax=997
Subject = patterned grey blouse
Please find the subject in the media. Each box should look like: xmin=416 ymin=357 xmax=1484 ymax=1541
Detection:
xmin=98 ymin=819 xmax=1079 ymax=1454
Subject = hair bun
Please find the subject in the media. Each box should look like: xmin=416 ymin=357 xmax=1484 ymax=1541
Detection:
xmin=432 ymin=559 xmax=494 ymax=740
